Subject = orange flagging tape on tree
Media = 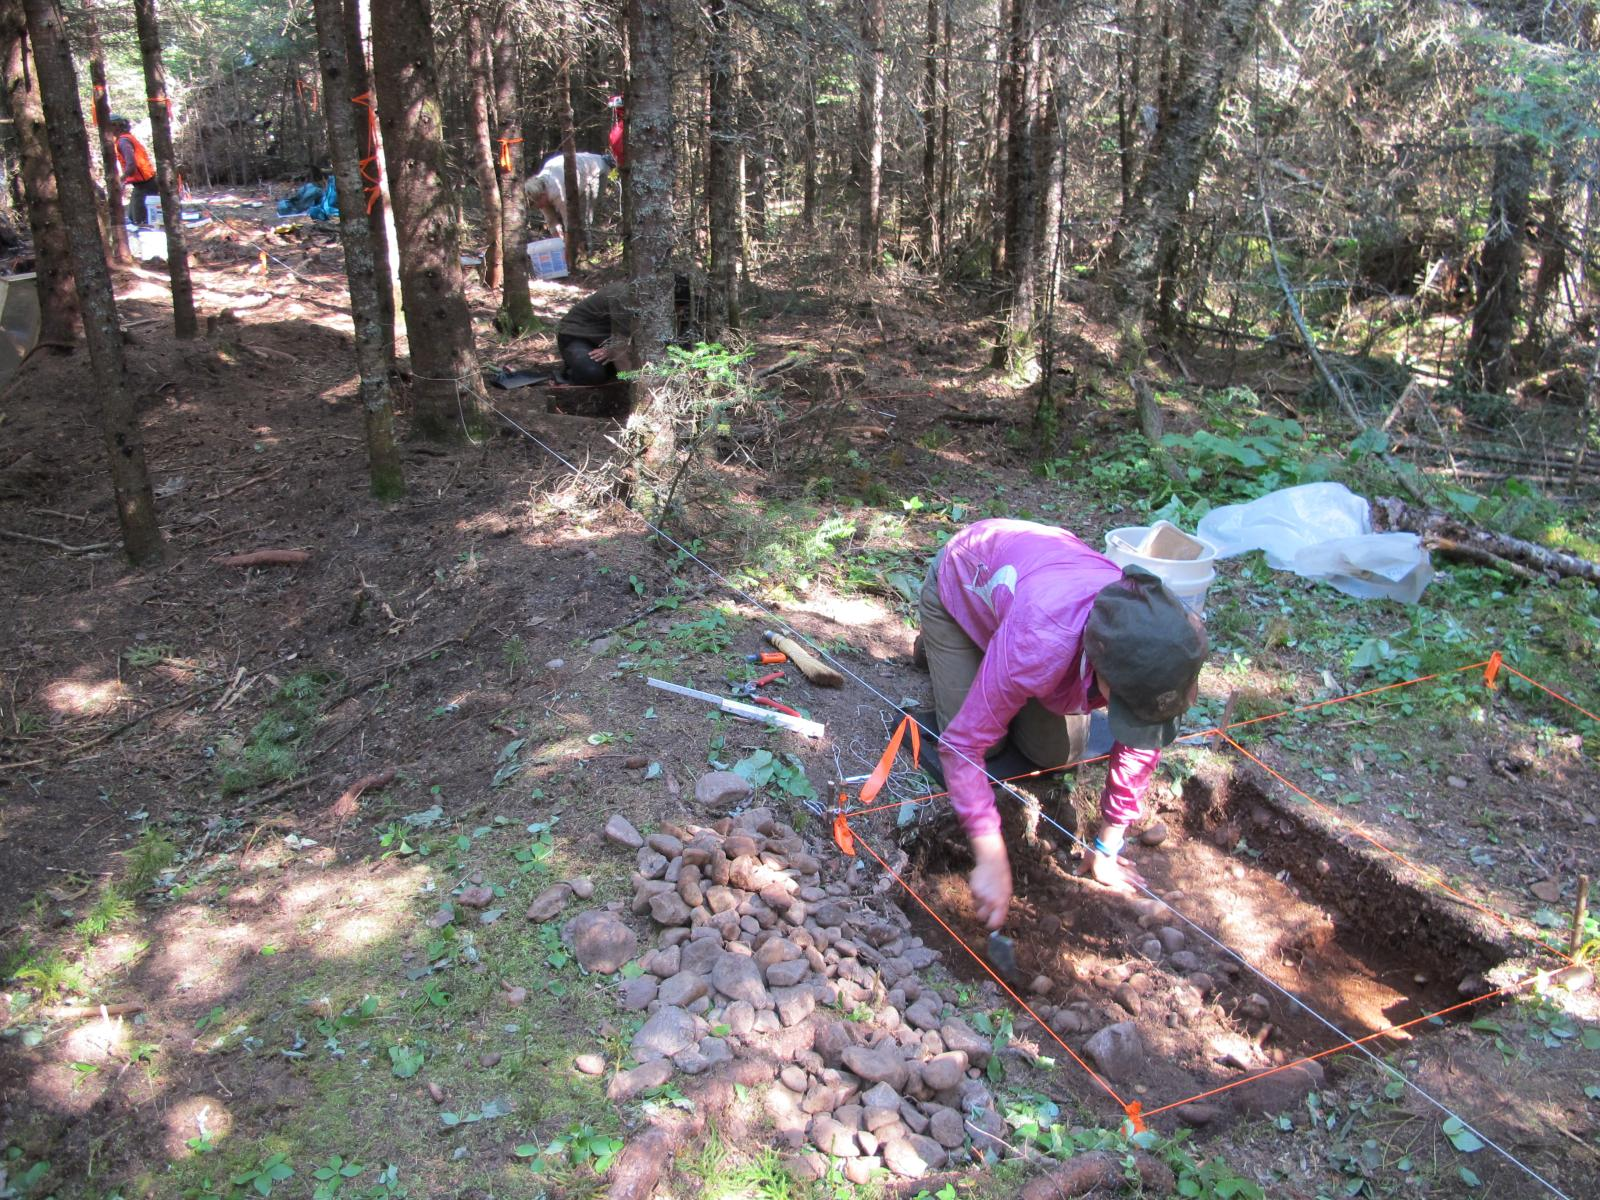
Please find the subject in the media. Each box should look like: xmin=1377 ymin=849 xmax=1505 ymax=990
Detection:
xmin=828 ymin=650 xmax=1593 ymax=1128
xmin=351 ymin=93 xmax=383 ymax=213
xmin=497 ymin=136 xmax=524 ymax=172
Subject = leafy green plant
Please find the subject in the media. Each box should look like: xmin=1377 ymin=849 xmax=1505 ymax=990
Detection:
xmin=217 ymin=671 xmax=331 ymax=794
xmin=515 ymin=1124 xmax=624 ymax=1176
xmin=2 ymin=1147 xmax=51 ymax=1199
xmin=74 ymin=887 xmax=136 ymax=943
xmin=123 ymin=643 xmax=177 ymax=668
xmin=125 ymin=828 xmax=177 ymax=891
xmin=229 ymin=1152 xmax=293 ymax=1197
xmin=11 ymin=949 xmax=85 ymax=1002
xmin=388 ymin=1044 xmax=424 ymax=1078
xmin=311 ymin=1155 xmax=365 ymax=1200
xmin=731 ymin=749 xmax=818 ymax=804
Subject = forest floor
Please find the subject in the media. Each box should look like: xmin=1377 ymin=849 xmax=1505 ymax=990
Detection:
xmin=1 ymin=193 xmax=1598 ymax=1200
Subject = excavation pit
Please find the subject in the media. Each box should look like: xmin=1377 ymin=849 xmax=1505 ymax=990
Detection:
xmin=900 ymin=765 xmax=1523 ymax=1129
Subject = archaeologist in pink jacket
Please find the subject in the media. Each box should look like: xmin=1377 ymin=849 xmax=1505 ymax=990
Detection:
xmin=917 ymin=519 xmax=1208 ymax=929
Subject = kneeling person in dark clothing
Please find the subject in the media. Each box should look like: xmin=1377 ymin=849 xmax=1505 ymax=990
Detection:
xmin=555 ymin=277 xmax=692 ymax=386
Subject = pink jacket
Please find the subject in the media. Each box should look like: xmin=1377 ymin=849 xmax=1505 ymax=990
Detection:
xmin=935 ymin=520 xmax=1160 ymax=840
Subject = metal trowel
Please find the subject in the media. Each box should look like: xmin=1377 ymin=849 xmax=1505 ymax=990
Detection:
xmin=988 ymin=931 xmax=1021 ymax=984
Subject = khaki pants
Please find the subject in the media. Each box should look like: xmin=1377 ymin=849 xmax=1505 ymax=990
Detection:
xmin=919 ymin=551 xmax=1086 ymax=771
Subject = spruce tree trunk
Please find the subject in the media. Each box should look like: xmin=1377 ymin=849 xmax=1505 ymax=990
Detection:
xmin=80 ymin=0 xmax=129 ymax=265
xmin=312 ymin=0 xmax=403 ymax=498
xmin=131 ymin=0 xmax=196 ymax=338
xmin=856 ymin=0 xmax=884 ymax=271
xmin=919 ymin=0 xmax=939 ymax=259
xmin=490 ymin=4 xmax=533 ymax=331
xmin=626 ymin=0 xmax=676 ymax=356
xmin=802 ymin=57 xmax=818 ymax=229
xmin=1109 ymin=0 xmax=1263 ymax=316
xmin=558 ymin=18 xmax=586 ymax=270
xmin=23 ymin=0 xmax=163 ymax=564
xmin=993 ymin=0 xmax=1036 ymax=371
xmin=0 ymin=0 xmax=77 ymax=345
xmin=707 ymin=0 xmax=739 ymax=330
xmin=345 ymin=0 xmax=397 ymax=354
xmin=464 ymin=7 xmax=502 ymax=289
xmin=369 ymin=0 xmax=483 ymax=441
xmin=1464 ymin=135 xmax=1535 ymax=396
xmin=623 ymin=0 xmax=678 ymax=513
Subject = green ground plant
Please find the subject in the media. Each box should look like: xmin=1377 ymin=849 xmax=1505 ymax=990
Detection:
xmin=217 ymin=672 xmax=333 ymax=795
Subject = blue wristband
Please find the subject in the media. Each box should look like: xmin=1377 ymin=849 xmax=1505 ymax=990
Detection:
xmin=1092 ymin=837 xmax=1116 ymax=857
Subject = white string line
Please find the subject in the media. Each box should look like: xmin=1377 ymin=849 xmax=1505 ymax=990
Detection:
xmin=479 ymin=399 xmax=1569 ymax=1199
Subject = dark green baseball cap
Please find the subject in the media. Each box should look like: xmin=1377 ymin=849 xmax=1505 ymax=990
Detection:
xmin=1085 ymin=566 xmax=1208 ymax=750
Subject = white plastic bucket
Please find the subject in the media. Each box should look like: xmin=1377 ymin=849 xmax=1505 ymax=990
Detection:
xmin=526 ymin=237 xmax=567 ymax=279
xmin=1103 ymin=521 xmax=1218 ymax=616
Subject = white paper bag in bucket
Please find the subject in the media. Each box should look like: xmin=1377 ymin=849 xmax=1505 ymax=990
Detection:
xmin=1103 ymin=520 xmax=1218 ymax=615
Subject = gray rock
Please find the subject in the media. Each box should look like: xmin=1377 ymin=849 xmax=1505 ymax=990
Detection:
xmin=1235 ymin=1061 xmax=1325 ymax=1116
xmin=755 ymin=936 xmax=801 ymax=969
xmin=1084 ymin=1021 xmax=1145 ymax=1082
xmin=904 ymin=997 xmax=943 ymax=1030
xmin=938 ymin=1018 xmax=991 ymax=1068
xmin=772 ymin=985 xmax=817 ymax=1027
xmin=574 ymin=1053 xmax=605 ymax=1075
xmin=841 ymin=1043 xmax=908 ymax=1090
xmin=605 ymin=814 xmax=645 ymax=849
xmin=928 ymin=1105 xmax=966 ymax=1149
xmin=862 ymin=1081 xmax=900 ymax=1113
xmin=724 ymin=1000 xmax=756 ymax=1038
xmin=1113 ymin=984 xmax=1142 ymax=1016
xmin=920 ymin=1050 xmax=968 ymax=1093
xmin=1156 ymin=926 xmax=1187 ymax=954
xmin=526 ymin=883 xmax=573 ymax=922
xmin=632 ymin=1006 xmax=698 ymax=1062
xmin=705 ymin=885 xmax=741 ymax=914
xmin=637 ymin=848 xmax=670 ymax=879
xmin=810 ymin=1114 xmax=858 ymax=1158
xmin=648 ymin=832 xmax=684 ymax=858
xmin=681 ymin=937 xmax=725 ymax=975
xmin=649 ymin=944 xmax=682 ymax=978
xmin=899 ymin=1100 xmax=930 ymax=1134
xmin=695 ymin=770 xmax=753 ymax=811
xmin=967 ymin=1104 xmax=1006 ymax=1155
xmin=567 ymin=875 xmax=595 ymax=899
xmin=1169 ymin=950 xmax=1201 ymax=973
xmin=570 ymin=910 xmax=636 ymax=974
xmin=698 ymin=1036 xmax=733 ymax=1070
xmin=766 ymin=958 xmax=811 ymax=988
xmin=843 ymin=1156 xmax=880 ymax=1184
xmin=883 ymin=1134 xmax=946 ymax=1178
xmin=649 ymin=892 xmax=693 ymax=927
xmin=658 ymin=971 xmax=710 ymax=1008
xmin=618 ymin=976 xmax=658 ymax=1011
xmin=457 ymin=885 xmax=495 ymax=909
xmin=1139 ymin=820 xmax=1169 ymax=847
xmin=779 ymin=1064 xmax=809 ymax=1093
xmin=674 ymin=1048 xmax=711 ymax=1076
xmin=1176 ymin=1102 xmax=1221 ymax=1126
xmin=712 ymin=954 xmax=774 ymax=1009
xmin=607 ymin=1059 xmax=672 ymax=1101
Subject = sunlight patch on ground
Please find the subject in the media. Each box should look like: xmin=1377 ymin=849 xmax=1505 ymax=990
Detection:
xmin=163 ymin=1095 xmax=233 ymax=1159
xmin=61 ymin=1010 xmax=131 ymax=1063
xmin=42 ymin=677 xmax=126 ymax=717
xmin=786 ymin=593 xmax=887 ymax=629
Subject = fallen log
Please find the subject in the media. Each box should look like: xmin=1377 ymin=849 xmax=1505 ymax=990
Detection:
xmin=1375 ymin=497 xmax=1600 ymax=584
xmin=213 ymin=549 xmax=312 ymax=567
xmin=1018 ymin=1149 xmax=1176 ymax=1199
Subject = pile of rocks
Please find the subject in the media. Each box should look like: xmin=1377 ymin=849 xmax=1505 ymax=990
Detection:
xmin=566 ymin=788 xmax=1034 ymax=1181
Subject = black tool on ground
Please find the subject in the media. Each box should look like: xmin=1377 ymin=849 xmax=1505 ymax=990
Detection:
xmin=491 ymin=368 xmax=552 ymax=390
xmin=988 ymin=931 xmax=1021 ymax=982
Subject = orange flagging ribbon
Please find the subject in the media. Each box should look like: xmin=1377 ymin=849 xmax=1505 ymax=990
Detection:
xmin=497 ymin=136 xmax=523 ymax=172
xmin=1483 ymin=650 xmax=1503 ymax=690
xmin=856 ymin=713 xmax=920 ymax=810
xmin=351 ymin=93 xmax=382 ymax=213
